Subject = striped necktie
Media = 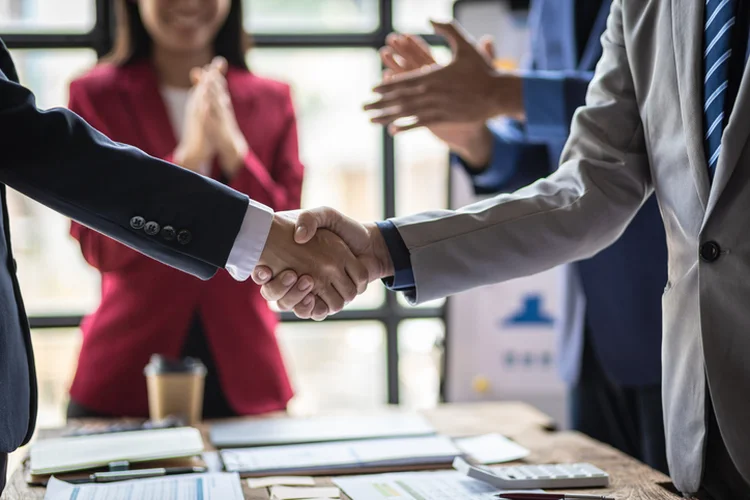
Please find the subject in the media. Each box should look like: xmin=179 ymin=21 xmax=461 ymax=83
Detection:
xmin=704 ymin=0 xmax=737 ymax=178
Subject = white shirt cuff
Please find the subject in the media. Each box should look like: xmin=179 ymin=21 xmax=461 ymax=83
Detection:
xmin=225 ymin=199 xmax=274 ymax=281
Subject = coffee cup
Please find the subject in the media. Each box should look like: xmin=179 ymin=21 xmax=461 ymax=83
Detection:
xmin=143 ymin=354 xmax=206 ymax=425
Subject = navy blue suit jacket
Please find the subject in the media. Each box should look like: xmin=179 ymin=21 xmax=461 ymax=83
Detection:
xmin=0 ymin=40 xmax=249 ymax=453
xmin=458 ymin=0 xmax=666 ymax=387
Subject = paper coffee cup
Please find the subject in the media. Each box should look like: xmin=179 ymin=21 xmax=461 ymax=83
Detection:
xmin=144 ymin=355 xmax=206 ymax=425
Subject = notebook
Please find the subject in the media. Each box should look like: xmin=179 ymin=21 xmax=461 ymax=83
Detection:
xmin=210 ymin=414 xmax=435 ymax=448
xmin=30 ymin=427 xmax=205 ymax=475
xmin=220 ymin=435 xmax=462 ymax=476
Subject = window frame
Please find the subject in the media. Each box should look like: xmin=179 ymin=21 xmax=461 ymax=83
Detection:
xmin=3 ymin=0 xmax=449 ymax=405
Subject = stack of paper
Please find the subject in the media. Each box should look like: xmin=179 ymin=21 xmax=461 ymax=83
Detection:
xmin=221 ymin=435 xmax=461 ymax=475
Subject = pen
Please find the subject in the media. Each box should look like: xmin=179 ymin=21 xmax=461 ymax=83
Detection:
xmin=496 ymin=494 xmax=615 ymax=500
xmin=87 ymin=466 xmax=207 ymax=483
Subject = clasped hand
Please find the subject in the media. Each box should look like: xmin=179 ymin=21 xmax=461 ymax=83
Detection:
xmin=254 ymin=209 xmax=393 ymax=321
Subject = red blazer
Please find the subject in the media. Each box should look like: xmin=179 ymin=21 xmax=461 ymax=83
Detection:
xmin=67 ymin=61 xmax=302 ymax=417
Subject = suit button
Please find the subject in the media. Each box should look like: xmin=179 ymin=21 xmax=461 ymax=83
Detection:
xmin=144 ymin=221 xmax=160 ymax=236
xmin=700 ymin=241 xmax=721 ymax=262
xmin=161 ymin=225 xmax=176 ymax=241
xmin=130 ymin=216 xmax=146 ymax=230
xmin=177 ymin=230 xmax=192 ymax=245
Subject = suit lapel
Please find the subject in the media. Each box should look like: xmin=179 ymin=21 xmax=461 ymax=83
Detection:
xmin=706 ymin=47 xmax=750 ymax=219
xmin=672 ymin=0 xmax=711 ymax=210
xmin=120 ymin=61 xmax=177 ymax=158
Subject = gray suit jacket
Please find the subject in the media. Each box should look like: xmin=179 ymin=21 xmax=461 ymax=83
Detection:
xmin=391 ymin=0 xmax=748 ymax=493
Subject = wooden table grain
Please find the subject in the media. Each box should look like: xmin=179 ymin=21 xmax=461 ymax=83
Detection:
xmin=1 ymin=402 xmax=688 ymax=500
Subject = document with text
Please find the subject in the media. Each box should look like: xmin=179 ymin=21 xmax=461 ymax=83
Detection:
xmin=334 ymin=470 xmax=543 ymax=500
xmin=44 ymin=472 xmax=243 ymax=500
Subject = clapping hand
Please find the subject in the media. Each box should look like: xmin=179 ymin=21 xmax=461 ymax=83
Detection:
xmin=175 ymin=57 xmax=249 ymax=178
xmin=376 ymin=30 xmax=497 ymax=166
xmin=364 ymin=21 xmax=524 ymax=132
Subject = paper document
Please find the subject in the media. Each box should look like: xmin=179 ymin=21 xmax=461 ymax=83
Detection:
xmin=44 ymin=472 xmax=243 ymax=500
xmin=454 ymin=434 xmax=530 ymax=464
xmin=221 ymin=435 xmax=460 ymax=474
xmin=270 ymin=486 xmax=340 ymax=499
xmin=247 ymin=476 xmax=316 ymax=488
xmin=334 ymin=470 xmax=543 ymax=500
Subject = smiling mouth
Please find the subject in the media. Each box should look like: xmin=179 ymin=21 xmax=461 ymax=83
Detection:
xmin=169 ymin=11 xmax=204 ymax=29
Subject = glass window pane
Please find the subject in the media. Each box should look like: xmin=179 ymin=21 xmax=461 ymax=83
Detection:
xmin=279 ymin=321 xmax=387 ymax=413
xmin=31 ymin=328 xmax=83 ymax=429
xmin=399 ymin=319 xmax=444 ymax=409
xmin=8 ymin=50 xmax=101 ymax=315
xmin=0 ymin=0 xmax=95 ymax=33
xmin=250 ymin=48 xmax=384 ymax=309
xmin=244 ymin=0 xmax=378 ymax=34
xmin=394 ymin=0 xmax=456 ymax=34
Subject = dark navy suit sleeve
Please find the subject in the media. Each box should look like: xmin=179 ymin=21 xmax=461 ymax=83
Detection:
xmin=452 ymin=119 xmax=551 ymax=194
xmin=521 ymin=70 xmax=594 ymax=141
xmin=454 ymin=72 xmax=593 ymax=195
xmin=375 ymin=220 xmax=415 ymax=291
xmin=0 ymin=63 xmax=250 ymax=280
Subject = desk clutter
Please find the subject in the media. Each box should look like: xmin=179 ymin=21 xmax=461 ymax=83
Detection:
xmin=28 ymin=412 xmax=614 ymax=500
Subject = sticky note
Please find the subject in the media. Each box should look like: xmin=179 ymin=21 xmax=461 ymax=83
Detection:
xmin=247 ymin=476 xmax=316 ymax=489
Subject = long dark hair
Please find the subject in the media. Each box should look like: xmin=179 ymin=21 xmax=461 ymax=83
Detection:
xmin=105 ymin=0 xmax=251 ymax=69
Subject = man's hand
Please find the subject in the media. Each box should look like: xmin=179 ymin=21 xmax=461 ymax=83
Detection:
xmin=364 ymin=20 xmax=524 ymax=132
xmin=256 ymin=211 xmax=376 ymax=317
xmin=378 ymin=32 xmax=495 ymax=168
xmin=253 ymin=208 xmax=394 ymax=320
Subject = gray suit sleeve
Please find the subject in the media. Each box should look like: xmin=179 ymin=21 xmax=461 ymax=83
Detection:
xmin=391 ymin=0 xmax=653 ymax=304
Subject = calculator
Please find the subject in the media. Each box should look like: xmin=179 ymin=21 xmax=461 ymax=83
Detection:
xmin=453 ymin=457 xmax=610 ymax=489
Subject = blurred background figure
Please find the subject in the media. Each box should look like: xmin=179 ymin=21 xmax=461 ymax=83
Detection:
xmin=369 ymin=0 xmax=667 ymax=473
xmin=66 ymin=0 xmax=303 ymax=420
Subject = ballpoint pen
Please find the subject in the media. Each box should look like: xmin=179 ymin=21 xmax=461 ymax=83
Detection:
xmin=496 ymin=493 xmax=616 ymax=500
xmin=68 ymin=466 xmax=208 ymax=484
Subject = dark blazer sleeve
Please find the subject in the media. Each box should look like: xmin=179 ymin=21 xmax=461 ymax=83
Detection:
xmin=0 ymin=67 xmax=250 ymax=280
xmin=453 ymin=119 xmax=551 ymax=195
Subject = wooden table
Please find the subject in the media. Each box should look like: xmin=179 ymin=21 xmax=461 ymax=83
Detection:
xmin=2 ymin=402 xmax=687 ymax=500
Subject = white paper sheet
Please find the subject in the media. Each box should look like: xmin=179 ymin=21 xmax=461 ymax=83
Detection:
xmin=44 ymin=472 xmax=243 ymax=500
xmin=270 ymin=485 xmax=340 ymax=499
xmin=247 ymin=476 xmax=316 ymax=488
xmin=454 ymin=434 xmax=530 ymax=464
xmin=221 ymin=436 xmax=460 ymax=474
xmin=334 ymin=470 xmax=543 ymax=500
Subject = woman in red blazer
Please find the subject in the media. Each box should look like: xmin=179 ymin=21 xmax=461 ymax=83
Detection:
xmin=66 ymin=0 xmax=302 ymax=419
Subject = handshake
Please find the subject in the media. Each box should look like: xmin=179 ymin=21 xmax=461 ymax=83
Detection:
xmin=253 ymin=208 xmax=394 ymax=321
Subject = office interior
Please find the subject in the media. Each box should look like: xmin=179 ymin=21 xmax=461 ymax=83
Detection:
xmin=2 ymin=0 xmax=586 ymax=482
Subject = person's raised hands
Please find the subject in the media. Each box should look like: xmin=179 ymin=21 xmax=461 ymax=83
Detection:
xmin=365 ymin=21 xmax=523 ymax=133
xmin=196 ymin=57 xmax=249 ymax=178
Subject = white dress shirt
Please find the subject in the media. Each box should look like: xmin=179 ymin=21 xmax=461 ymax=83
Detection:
xmin=161 ymin=85 xmax=273 ymax=282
